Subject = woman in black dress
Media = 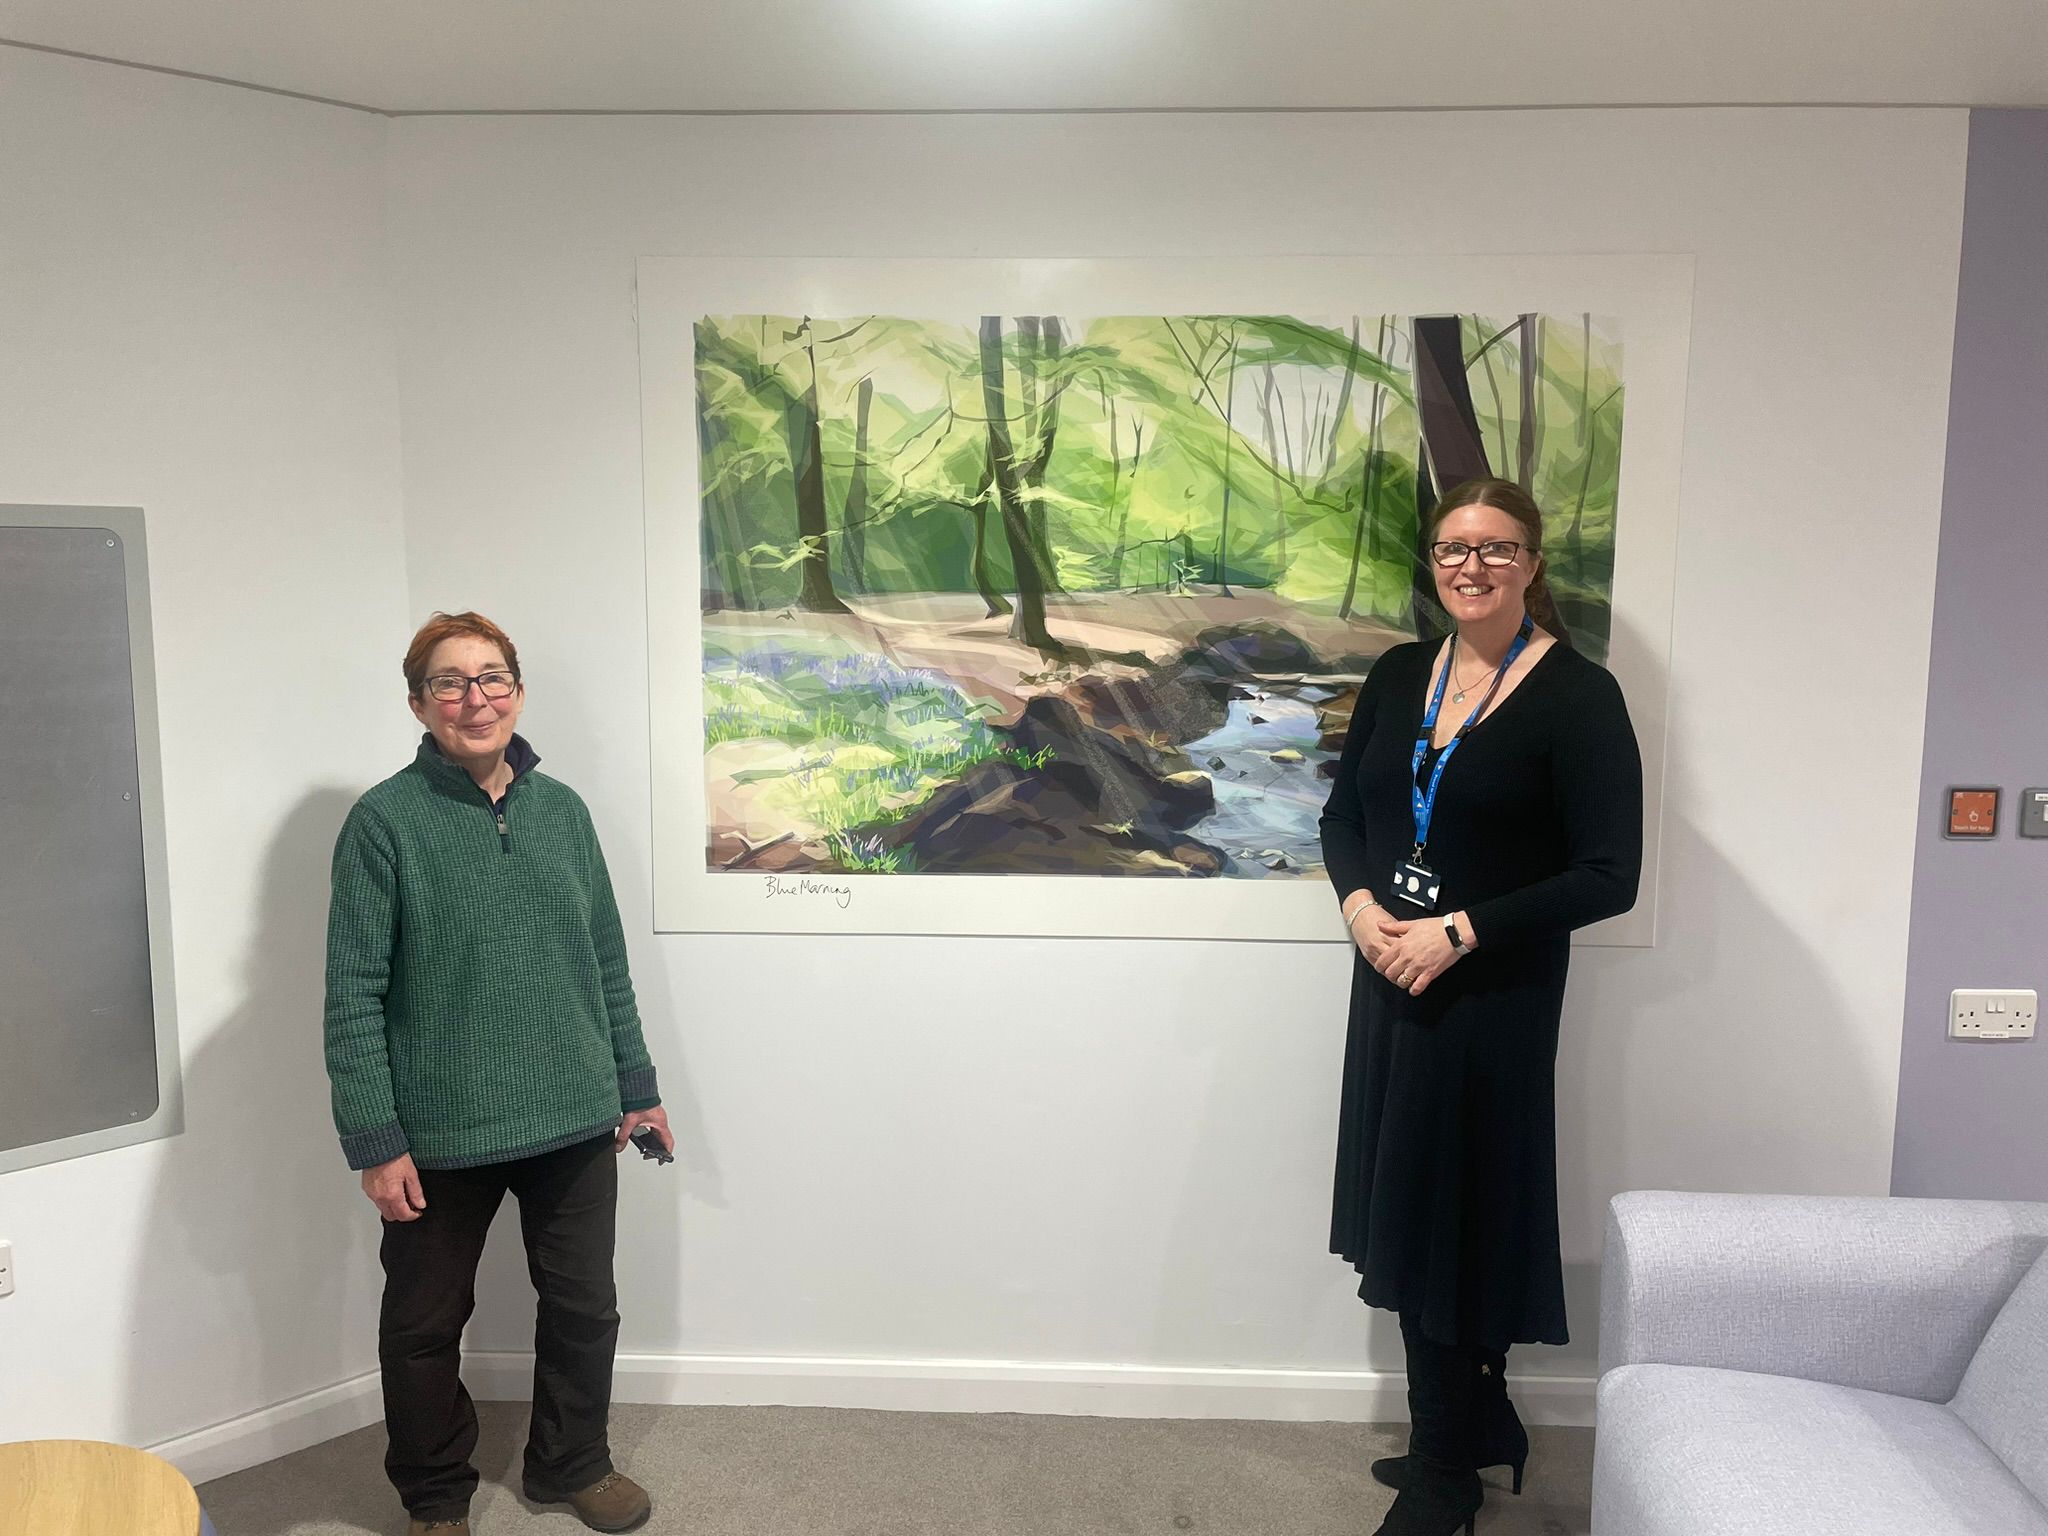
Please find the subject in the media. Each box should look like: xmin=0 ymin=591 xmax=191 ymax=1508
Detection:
xmin=1319 ymin=478 xmax=1642 ymax=1536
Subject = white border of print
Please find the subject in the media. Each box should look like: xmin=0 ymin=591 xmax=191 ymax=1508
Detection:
xmin=639 ymin=255 xmax=1689 ymax=943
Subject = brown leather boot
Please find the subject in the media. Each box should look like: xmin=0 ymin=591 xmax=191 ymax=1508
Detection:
xmin=406 ymin=1520 xmax=470 ymax=1535
xmin=529 ymin=1469 xmax=651 ymax=1532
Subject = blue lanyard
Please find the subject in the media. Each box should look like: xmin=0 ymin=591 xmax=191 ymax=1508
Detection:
xmin=1409 ymin=618 xmax=1534 ymax=858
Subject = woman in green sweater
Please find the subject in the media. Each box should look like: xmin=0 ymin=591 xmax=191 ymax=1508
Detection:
xmin=324 ymin=611 xmax=671 ymax=1536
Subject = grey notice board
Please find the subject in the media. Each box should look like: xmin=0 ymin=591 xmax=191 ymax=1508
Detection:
xmin=1 ymin=507 xmax=182 ymax=1173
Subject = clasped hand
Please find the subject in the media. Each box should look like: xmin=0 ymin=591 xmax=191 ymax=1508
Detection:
xmin=1356 ymin=909 xmax=1464 ymax=996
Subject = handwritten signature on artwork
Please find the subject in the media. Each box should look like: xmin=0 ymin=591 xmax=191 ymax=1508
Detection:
xmin=763 ymin=875 xmax=854 ymax=910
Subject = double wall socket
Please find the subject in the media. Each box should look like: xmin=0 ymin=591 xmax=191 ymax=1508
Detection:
xmin=1950 ymin=989 xmax=2038 ymax=1041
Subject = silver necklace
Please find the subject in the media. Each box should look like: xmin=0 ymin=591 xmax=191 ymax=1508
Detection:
xmin=1448 ymin=643 xmax=1505 ymax=705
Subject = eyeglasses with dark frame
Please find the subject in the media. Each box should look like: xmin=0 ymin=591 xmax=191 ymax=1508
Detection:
xmin=1430 ymin=539 xmax=1527 ymax=569
xmin=422 ymin=670 xmax=518 ymax=703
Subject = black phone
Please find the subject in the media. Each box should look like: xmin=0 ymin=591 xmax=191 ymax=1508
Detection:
xmin=628 ymin=1124 xmax=674 ymax=1165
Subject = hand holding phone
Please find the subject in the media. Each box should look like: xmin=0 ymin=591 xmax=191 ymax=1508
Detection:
xmin=629 ymin=1124 xmax=674 ymax=1165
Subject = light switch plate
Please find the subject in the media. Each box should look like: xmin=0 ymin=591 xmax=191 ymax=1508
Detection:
xmin=0 ymin=1241 xmax=12 ymax=1297
xmin=2021 ymin=789 xmax=2048 ymax=839
xmin=1950 ymin=989 xmax=2039 ymax=1040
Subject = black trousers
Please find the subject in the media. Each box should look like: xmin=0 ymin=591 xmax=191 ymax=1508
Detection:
xmin=378 ymin=1131 xmax=621 ymax=1520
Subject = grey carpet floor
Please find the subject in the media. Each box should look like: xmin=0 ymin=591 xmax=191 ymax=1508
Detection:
xmin=199 ymin=1402 xmax=1592 ymax=1536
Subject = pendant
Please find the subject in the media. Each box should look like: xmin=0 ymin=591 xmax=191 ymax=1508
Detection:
xmin=1453 ymin=690 xmax=1467 ymax=705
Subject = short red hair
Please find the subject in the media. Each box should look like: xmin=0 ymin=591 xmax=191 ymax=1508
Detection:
xmin=403 ymin=611 xmax=522 ymax=698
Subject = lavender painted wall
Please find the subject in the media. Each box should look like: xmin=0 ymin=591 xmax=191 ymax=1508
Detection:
xmin=1892 ymin=109 xmax=2048 ymax=1200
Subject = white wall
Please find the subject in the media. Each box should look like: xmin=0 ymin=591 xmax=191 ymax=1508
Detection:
xmin=0 ymin=50 xmax=409 ymax=1458
xmin=384 ymin=107 xmax=1968 ymax=1404
xmin=0 ymin=74 xmax=1974 ymax=1464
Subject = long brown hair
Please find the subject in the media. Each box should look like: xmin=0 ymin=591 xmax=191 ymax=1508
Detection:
xmin=1427 ymin=478 xmax=1572 ymax=648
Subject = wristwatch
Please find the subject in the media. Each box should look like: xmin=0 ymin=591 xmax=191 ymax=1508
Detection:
xmin=1444 ymin=914 xmax=1469 ymax=953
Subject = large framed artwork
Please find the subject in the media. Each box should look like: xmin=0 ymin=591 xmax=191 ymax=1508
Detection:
xmin=639 ymin=256 xmax=1689 ymax=942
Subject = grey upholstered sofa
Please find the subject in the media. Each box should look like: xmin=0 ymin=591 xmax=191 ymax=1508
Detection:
xmin=1592 ymin=1190 xmax=2048 ymax=1535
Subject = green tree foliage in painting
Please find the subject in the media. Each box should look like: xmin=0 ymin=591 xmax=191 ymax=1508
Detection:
xmin=695 ymin=310 xmax=1624 ymax=658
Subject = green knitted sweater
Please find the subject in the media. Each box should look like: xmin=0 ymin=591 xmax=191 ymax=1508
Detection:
xmin=323 ymin=734 xmax=660 ymax=1171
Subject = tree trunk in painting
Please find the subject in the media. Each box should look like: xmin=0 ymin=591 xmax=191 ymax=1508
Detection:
xmin=1105 ymin=383 xmax=1120 ymax=502
xmin=1109 ymin=419 xmax=1144 ymax=588
xmin=697 ymin=406 xmax=753 ymax=612
xmin=846 ymin=375 xmax=874 ymax=590
xmin=1337 ymin=472 xmax=1369 ymax=623
xmin=967 ymin=450 xmax=1010 ymax=618
xmin=1409 ymin=319 xmax=1451 ymax=638
xmin=1215 ymin=326 xmax=1240 ymax=596
xmin=1473 ymin=318 xmax=1512 ymax=477
xmin=1412 ymin=315 xmax=1492 ymax=492
xmin=1569 ymin=313 xmax=1592 ymax=578
xmin=1314 ymin=318 xmax=1362 ymax=495
xmin=978 ymin=316 xmax=1055 ymax=652
xmin=1021 ymin=317 xmax=1066 ymax=591
xmin=1409 ymin=447 xmax=1445 ymax=638
xmin=1016 ymin=316 xmax=1042 ymax=490
xmin=787 ymin=326 xmax=851 ymax=615
xmin=1517 ymin=314 xmax=1540 ymax=493
xmin=842 ymin=375 xmax=873 ymax=593
xmin=1102 ymin=382 xmax=1123 ymax=584
xmin=1339 ymin=317 xmax=1392 ymax=622
xmin=1256 ymin=366 xmax=1288 ymax=579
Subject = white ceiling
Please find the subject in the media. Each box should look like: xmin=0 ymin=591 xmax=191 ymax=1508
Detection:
xmin=3 ymin=0 xmax=2045 ymax=115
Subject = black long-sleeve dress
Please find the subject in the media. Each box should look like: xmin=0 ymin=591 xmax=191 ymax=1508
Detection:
xmin=1319 ymin=638 xmax=1643 ymax=1349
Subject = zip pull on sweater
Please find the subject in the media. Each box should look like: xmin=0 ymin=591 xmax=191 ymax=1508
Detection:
xmin=422 ymin=731 xmax=530 ymax=852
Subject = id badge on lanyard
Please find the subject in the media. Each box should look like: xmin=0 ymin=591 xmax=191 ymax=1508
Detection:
xmin=1389 ymin=857 xmax=1443 ymax=913
xmin=1390 ymin=619 xmax=1533 ymax=915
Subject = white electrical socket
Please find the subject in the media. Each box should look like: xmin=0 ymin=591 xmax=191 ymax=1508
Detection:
xmin=1950 ymin=989 xmax=2039 ymax=1041
xmin=0 ymin=1241 xmax=12 ymax=1298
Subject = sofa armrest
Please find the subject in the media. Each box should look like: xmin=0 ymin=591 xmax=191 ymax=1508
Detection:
xmin=1599 ymin=1190 xmax=2048 ymax=1401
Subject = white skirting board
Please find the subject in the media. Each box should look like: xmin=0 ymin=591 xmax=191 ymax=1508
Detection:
xmin=150 ymin=1368 xmax=386 ymax=1489
xmin=151 ymin=1354 xmax=1598 ymax=1486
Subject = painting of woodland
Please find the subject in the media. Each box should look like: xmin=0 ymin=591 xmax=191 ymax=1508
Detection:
xmin=695 ymin=311 xmax=1624 ymax=878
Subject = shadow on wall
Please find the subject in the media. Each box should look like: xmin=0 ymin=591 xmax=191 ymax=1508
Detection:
xmin=125 ymin=790 xmax=384 ymax=1496
xmin=1133 ymin=947 xmax=1366 ymax=1378
xmin=539 ymin=674 xmax=724 ymax=1210
xmin=1132 ymin=603 xmax=1879 ymax=1393
xmin=1561 ymin=790 xmax=1877 ymax=1193
xmin=125 ymin=602 xmax=1880 ymax=1476
xmin=1554 ymin=611 xmax=1880 ymax=1287
xmin=462 ymin=677 xmax=710 ymax=1474
xmin=138 ymin=742 xmax=714 ymax=1525
xmin=1126 ymin=615 xmax=1661 ymax=1392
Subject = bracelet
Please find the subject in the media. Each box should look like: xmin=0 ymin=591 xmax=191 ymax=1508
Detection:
xmin=1345 ymin=899 xmax=1379 ymax=931
xmin=1444 ymin=913 xmax=1469 ymax=953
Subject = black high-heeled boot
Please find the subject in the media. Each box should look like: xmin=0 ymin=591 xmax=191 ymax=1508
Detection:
xmin=1374 ymin=1462 xmax=1483 ymax=1536
xmin=1371 ymin=1345 xmax=1528 ymax=1496
xmin=1473 ymin=1348 xmax=1528 ymax=1495
xmin=1370 ymin=1320 xmax=1483 ymax=1536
